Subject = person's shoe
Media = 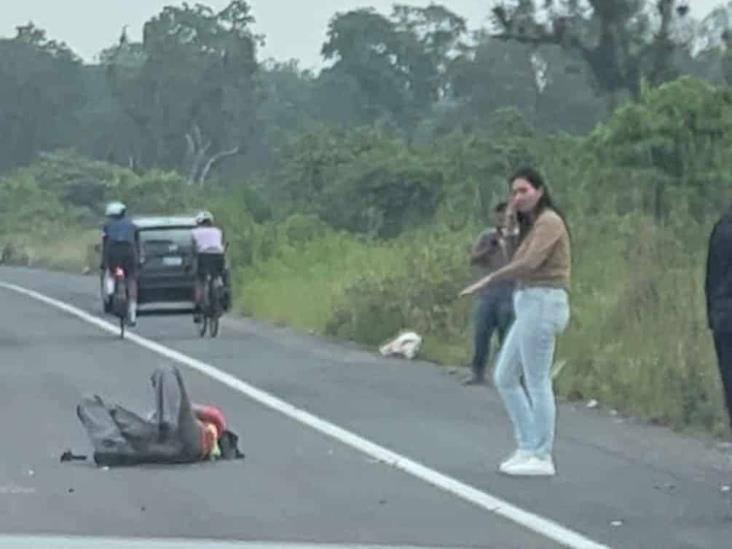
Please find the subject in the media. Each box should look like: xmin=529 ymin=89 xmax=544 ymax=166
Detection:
xmin=498 ymin=450 xmax=533 ymax=473
xmin=501 ymin=455 xmax=556 ymax=477
xmin=462 ymin=374 xmax=486 ymax=386
xmin=193 ymin=313 xmax=203 ymax=324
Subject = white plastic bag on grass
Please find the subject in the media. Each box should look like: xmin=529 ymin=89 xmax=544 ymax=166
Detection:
xmin=379 ymin=331 xmax=422 ymax=360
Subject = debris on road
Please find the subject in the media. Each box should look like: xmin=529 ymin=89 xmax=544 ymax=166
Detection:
xmin=610 ymin=520 xmax=624 ymax=527
xmin=586 ymin=399 xmax=599 ymax=409
xmin=721 ymin=485 xmax=731 ymax=493
xmin=379 ymin=331 xmax=422 ymax=360
xmin=60 ymin=450 xmax=88 ymax=463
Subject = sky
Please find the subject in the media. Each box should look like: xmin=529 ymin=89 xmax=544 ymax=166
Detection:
xmin=0 ymin=0 xmax=725 ymax=69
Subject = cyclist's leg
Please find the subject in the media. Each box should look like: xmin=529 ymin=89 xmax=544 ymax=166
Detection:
xmin=124 ymin=248 xmax=138 ymax=325
xmin=127 ymin=275 xmax=138 ymax=324
xmin=101 ymin=266 xmax=113 ymax=312
xmin=193 ymin=254 xmax=205 ymax=308
xmin=211 ymin=255 xmax=225 ymax=309
xmin=208 ymin=255 xmax=222 ymax=285
xmin=107 ymin=247 xmax=125 ymax=300
xmin=200 ymin=254 xmax=218 ymax=306
xmin=194 ymin=276 xmax=204 ymax=308
xmin=193 ymin=257 xmax=205 ymax=322
xmin=221 ymin=262 xmax=231 ymax=311
xmin=103 ymin=247 xmax=118 ymax=301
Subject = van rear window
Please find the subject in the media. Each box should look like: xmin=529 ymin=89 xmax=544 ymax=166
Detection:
xmin=140 ymin=228 xmax=193 ymax=254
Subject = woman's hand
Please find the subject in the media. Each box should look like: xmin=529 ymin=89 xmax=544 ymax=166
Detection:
xmin=459 ymin=275 xmax=492 ymax=297
xmin=504 ymin=199 xmax=519 ymax=235
xmin=458 ymin=284 xmax=477 ymax=297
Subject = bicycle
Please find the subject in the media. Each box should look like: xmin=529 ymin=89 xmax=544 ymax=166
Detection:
xmin=197 ymin=269 xmax=224 ymax=338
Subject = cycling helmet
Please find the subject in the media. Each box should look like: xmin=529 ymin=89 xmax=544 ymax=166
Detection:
xmin=105 ymin=201 xmax=127 ymax=217
xmin=195 ymin=210 xmax=214 ymax=225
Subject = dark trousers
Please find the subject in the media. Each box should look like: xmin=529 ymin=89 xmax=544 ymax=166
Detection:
xmin=471 ymin=290 xmax=514 ymax=380
xmin=714 ymin=331 xmax=732 ymax=430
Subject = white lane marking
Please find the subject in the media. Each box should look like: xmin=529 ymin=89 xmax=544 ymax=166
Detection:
xmin=0 ymin=281 xmax=610 ymax=549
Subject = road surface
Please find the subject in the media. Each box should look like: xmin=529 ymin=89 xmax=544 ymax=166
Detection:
xmin=0 ymin=267 xmax=731 ymax=548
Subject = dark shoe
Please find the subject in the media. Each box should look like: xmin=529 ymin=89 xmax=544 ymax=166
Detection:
xmin=462 ymin=375 xmax=486 ymax=386
xmin=193 ymin=314 xmax=203 ymax=324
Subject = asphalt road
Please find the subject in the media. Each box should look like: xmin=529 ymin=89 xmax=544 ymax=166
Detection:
xmin=0 ymin=266 xmax=731 ymax=548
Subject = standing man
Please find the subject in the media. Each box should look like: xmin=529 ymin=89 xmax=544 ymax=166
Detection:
xmin=464 ymin=202 xmax=517 ymax=386
xmin=706 ymin=202 xmax=732 ymax=431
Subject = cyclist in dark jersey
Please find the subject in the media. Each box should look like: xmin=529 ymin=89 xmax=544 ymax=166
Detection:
xmin=101 ymin=201 xmax=139 ymax=326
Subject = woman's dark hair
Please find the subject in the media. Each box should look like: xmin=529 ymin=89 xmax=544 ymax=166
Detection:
xmin=507 ymin=167 xmax=568 ymax=239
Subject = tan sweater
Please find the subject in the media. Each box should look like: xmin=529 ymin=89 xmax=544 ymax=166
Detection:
xmin=489 ymin=209 xmax=571 ymax=290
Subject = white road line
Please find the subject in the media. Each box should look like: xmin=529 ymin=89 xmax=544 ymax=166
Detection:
xmin=0 ymin=281 xmax=610 ymax=549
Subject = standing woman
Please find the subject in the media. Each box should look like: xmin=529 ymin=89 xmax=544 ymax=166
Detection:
xmin=460 ymin=167 xmax=571 ymax=476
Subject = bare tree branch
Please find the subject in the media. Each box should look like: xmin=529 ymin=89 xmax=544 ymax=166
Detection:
xmin=197 ymin=145 xmax=240 ymax=185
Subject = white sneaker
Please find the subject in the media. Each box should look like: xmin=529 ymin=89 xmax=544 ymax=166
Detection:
xmin=501 ymin=455 xmax=556 ymax=477
xmin=498 ymin=450 xmax=533 ymax=473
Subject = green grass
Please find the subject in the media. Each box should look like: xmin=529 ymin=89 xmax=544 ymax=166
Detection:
xmin=236 ymin=232 xmax=406 ymax=332
xmin=1 ymin=228 xmax=98 ymax=273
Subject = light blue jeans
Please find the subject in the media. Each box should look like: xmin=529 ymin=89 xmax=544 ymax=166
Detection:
xmin=493 ymin=288 xmax=570 ymax=458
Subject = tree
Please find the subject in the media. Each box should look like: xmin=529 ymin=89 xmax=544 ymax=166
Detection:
xmin=491 ymin=0 xmax=693 ymax=109
xmin=0 ymin=23 xmax=83 ymax=171
xmin=447 ymin=35 xmax=537 ymax=125
xmin=590 ymin=76 xmax=732 ymax=220
xmin=320 ymin=4 xmax=467 ymax=131
xmin=391 ymin=4 xmax=468 ymax=98
xmin=688 ymin=2 xmax=732 ymax=84
xmin=445 ymin=32 xmax=606 ymax=135
xmin=274 ymin=127 xmax=443 ymax=237
xmin=102 ymin=1 xmax=261 ymax=184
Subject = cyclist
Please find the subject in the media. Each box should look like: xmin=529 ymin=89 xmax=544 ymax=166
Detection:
xmin=191 ymin=210 xmax=226 ymax=322
xmin=101 ymin=201 xmax=139 ymax=326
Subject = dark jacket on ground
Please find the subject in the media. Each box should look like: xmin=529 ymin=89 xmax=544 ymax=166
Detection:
xmin=77 ymin=366 xmax=243 ymax=466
